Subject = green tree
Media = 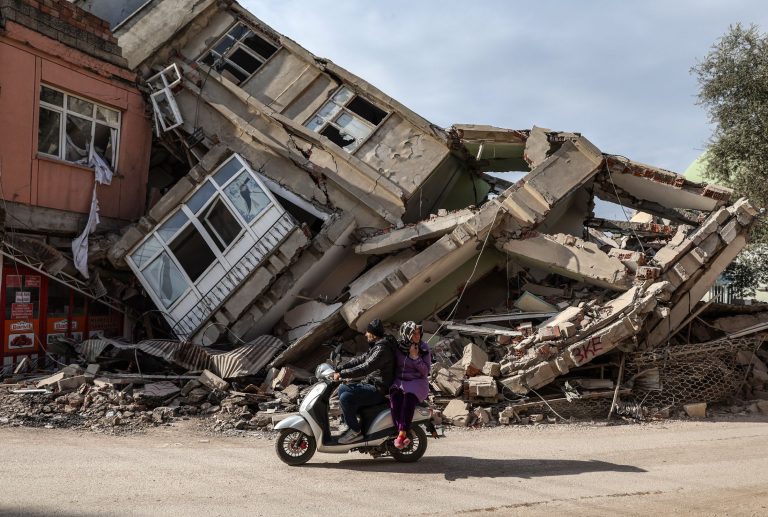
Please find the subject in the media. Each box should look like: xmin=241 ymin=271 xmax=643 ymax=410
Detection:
xmin=693 ymin=23 xmax=768 ymax=208
xmin=694 ymin=24 xmax=768 ymax=299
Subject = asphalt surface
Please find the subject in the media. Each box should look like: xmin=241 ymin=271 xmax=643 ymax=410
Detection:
xmin=1 ymin=418 xmax=767 ymax=516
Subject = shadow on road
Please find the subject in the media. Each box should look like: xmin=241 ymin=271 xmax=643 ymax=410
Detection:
xmin=304 ymin=456 xmax=646 ymax=481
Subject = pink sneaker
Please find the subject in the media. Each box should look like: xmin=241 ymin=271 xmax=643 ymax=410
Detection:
xmin=402 ymin=437 xmax=411 ymax=449
xmin=394 ymin=435 xmax=406 ymax=449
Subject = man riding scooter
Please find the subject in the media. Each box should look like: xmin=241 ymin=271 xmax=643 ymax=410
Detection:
xmin=333 ymin=319 xmax=398 ymax=444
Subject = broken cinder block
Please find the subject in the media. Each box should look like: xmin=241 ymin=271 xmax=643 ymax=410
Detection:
xmin=199 ymin=369 xmax=229 ymax=391
xmin=459 ymin=343 xmax=489 ymax=377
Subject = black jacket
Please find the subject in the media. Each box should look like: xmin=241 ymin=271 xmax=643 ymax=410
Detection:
xmin=338 ymin=335 xmax=397 ymax=393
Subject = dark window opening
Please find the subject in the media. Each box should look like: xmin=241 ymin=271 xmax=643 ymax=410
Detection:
xmin=38 ymin=108 xmax=61 ymax=156
xmin=320 ymin=125 xmax=355 ymax=149
xmin=169 ymin=225 xmax=216 ymax=282
xmin=203 ymin=198 xmax=242 ymax=251
xmin=244 ymin=33 xmax=278 ymax=59
xmin=347 ymin=96 xmax=387 ymax=126
xmin=274 ymin=194 xmax=324 ymax=234
xmin=230 ymin=48 xmax=262 ymax=74
xmin=220 ymin=62 xmax=248 ymax=83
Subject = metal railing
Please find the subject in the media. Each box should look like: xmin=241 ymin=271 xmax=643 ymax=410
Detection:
xmin=171 ymin=212 xmax=297 ymax=339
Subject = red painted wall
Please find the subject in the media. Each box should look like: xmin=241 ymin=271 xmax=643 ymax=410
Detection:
xmin=0 ymin=21 xmax=151 ymax=222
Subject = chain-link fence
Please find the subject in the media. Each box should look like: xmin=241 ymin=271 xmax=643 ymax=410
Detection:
xmin=621 ymin=336 xmax=763 ymax=415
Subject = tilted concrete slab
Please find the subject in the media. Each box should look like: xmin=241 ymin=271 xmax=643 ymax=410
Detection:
xmin=497 ymin=233 xmax=631 ymax=291
xmin=354 ymin=208 xmax=476 ymax=255
xmin=600 ymin=156 xmax=732 ymax=212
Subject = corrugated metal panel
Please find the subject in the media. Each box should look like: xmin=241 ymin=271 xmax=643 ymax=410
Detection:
xmin=208 ymin=336 xmax=285 ymax=379
xmin=70 ymin=336 xmax=285 ymax=379
xmin=76 ymin=338 xmax=135 ymax=362
xmin=136 ymin=340 xmax=213 ymax=372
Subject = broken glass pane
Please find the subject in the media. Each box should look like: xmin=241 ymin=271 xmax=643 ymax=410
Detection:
xmin=157 ymin=209 xmax=189 ymax=243
xmin=142 ymin=251 xmax=188 ymax=307
xmin=336 ymin=112 xmax=372 ymax=142
xmin=169 ymin=225 xmax=217 ymax=282
xmin=203 ymin=198 xmax=242 ymax=251
xmin=38 ymin=108 xmax=61 ymax=156
xmin=223 ymin=170 xmax=271 ymax=223
xmin=92 ymin=123 xmax=115 ymax=167
xmin=213 ymin=156 xmax=244 ymax=186
xmin=320 ymin=125 xmax=355 ymax=149
xmin=230 ymin=47 xmax=261 ymax=74
xmin=243 ymin=33 xmax=277 ymax=59
xmin=131 ymin=235 xmax=163 ymax=269
xmin=332 ymin=87 xmax=354 ymax=105
xmin=96 ymin=106 xmax=119 ymax=124
xmin=187 ymin=181 xmax=216 ymax=214
xmin=65 ymin=114 xmax=91 ymax=163
xmin=67 ymin=96 xmax=94 ymax=118
xmin=40 ymin=86 xmax=63 ymax=107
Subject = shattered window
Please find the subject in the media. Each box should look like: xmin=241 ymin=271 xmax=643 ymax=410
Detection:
xmin=304 ymin=86 xmax=388 ymax=152
xmin=198 ymin=22 xmax=279 ymax=85
xmin=142 ymin=252 xmax=188 ymax=307
xmin=223 ymin=170 xmax=271 ymax=223
xmin=38 ymin=109 xmax=61 ymax=157
xmin=37 ymin=84 xmax=121 ymax=168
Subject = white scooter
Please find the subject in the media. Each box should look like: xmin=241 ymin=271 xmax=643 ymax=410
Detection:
xmin=274 ymin=359 xmax=438 ymax=466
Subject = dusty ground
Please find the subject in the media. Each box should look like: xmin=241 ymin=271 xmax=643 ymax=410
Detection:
xmin=1 ymin=418 xmax=767 ymax=517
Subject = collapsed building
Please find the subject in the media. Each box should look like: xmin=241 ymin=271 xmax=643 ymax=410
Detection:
xmin=1 ymin=0 xmax=767 ymax=428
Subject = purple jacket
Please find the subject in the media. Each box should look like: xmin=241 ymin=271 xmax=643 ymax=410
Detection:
xmin=390 ymin=341 xmax=431 ymax=402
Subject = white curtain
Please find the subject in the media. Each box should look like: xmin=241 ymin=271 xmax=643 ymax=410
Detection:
xmin=72 ymin=149 xmax=114 ymax=278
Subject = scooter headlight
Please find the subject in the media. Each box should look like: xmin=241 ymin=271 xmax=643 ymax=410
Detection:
xmin=315 ymin=362 xmax=335 ymax=379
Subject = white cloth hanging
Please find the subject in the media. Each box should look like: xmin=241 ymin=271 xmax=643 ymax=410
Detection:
xmin=72 ymin=149 xmax=114 ymax=278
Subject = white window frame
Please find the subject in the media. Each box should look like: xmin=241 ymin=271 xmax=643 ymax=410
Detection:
xmin=147 ymin=64 xmax=183 ymax=132
xmin=37 ymin=84 xmax=121 ymax=168
xmin=127 ymin=155 xmax=283 ymax=311
xmin=197 ymin=21 xmax=279 ymax=85
xmin=304 ymin=86 xmax=388 ymax=152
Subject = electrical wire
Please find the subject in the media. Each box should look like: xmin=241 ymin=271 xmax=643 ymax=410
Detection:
xmin=604 ymin=157 xmax=646 ymax=254
xmin=426 ymin=199 xmax=505 ymax=346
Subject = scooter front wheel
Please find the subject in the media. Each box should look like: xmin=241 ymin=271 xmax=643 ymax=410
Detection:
xmin=276 ymin=429 xmax=317 ymax=466
xmin=389 ymin=425 xmax=428 ymax=463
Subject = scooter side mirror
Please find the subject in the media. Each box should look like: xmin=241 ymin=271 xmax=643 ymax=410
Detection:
xmin=329 ymin=343 xmax=343 ymax=367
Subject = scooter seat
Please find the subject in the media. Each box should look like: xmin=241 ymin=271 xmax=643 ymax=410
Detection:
xmin=358 ymin=402 xmax=389 ymax=431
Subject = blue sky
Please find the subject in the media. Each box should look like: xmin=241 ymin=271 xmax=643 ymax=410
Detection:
xmin=245 ymin=1 xmax=768 ymax=176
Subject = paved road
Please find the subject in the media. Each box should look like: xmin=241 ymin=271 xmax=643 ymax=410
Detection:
xmin=1 ymin=419 xmax=767 ymax=516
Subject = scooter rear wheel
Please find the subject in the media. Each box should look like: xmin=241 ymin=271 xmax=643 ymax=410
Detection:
xmin=276 ymin=429 xmax=316 ymax=466
xmin=389 ymin=425 xmax=428 ymax=463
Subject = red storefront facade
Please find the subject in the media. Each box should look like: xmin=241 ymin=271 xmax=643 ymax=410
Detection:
xmin=1 ymin=260 xmax=123 ymax=368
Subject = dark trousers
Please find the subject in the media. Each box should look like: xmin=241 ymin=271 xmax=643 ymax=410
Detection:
xmin=338 ymin=383 xmax=385 ymax=432
xmin=389 ymin=388 xmax=419 ymax=432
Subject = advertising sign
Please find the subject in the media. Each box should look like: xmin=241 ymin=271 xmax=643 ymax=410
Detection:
xmin=11 ymin=303 xmax=33 ymax=319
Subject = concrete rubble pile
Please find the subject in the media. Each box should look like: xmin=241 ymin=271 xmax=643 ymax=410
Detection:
xmin=0 ymin=359 xmax=320 ymax=434
xmin=4 ymin=0 xmax=768 ymax=432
